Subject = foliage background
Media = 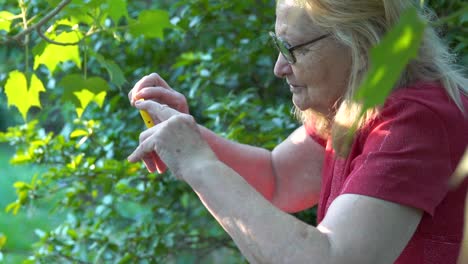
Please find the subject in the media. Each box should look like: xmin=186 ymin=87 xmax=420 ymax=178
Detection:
xmin=0 ymin=0 xmax=466 ymax=263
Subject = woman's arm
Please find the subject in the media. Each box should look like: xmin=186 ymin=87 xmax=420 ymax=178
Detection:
xmin=128 ymin=101 xmax=423 ymax=264
xmin=199 ymin=125 xmax=324 ymax=212
xmin=129 ymin=73 xmax=324 ymax=212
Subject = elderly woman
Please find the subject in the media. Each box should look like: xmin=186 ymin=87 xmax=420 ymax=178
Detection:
xmin=128 ymin=0 xmax=468 ymax=263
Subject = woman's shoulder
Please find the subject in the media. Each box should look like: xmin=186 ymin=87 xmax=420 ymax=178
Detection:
xmin=356 ymin=81 xmax=467 ymax=166
xmin=383 ymin=81 xmax=467 ymax=123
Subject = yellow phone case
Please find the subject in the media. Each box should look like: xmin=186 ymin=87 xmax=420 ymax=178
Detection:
xmin=137 ymin=99 xmax=155 ymax=128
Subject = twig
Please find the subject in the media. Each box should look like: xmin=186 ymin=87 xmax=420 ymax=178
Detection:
xmin=12 ymin=0 xmax=72 ymax=42
xmin=36 ymin=26 xmax=80 ymax=46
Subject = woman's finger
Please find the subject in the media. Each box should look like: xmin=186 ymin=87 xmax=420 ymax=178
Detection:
xmin=133 ymin=87 xmax=189 ymax=114
xmin=129 ymin=73 xmax=172 ymax=102
xmin=135 ymin=100 xmax=180 ymax=124
xmin=152 ymin=151 xmax=167 ymax=173
xmin=128 ymin=132 xmax=158 ymax=163
xmin=143 ymin=154 xmax=157 ymax=173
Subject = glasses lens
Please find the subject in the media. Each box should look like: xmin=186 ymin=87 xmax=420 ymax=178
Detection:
xmin=278 ymin=41 xmax=295 ymax=63
xmin=269 ymin=32 xmax=295 ymax=64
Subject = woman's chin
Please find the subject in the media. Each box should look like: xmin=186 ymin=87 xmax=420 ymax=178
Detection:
xmin=293 ymin=98 xmax=330 ymax=116
xmin=292 ymin=96 xmax=315 ymax=111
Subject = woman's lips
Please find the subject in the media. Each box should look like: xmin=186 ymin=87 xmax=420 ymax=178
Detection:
xmin=288 ymin=83 xmax=304 ymax=92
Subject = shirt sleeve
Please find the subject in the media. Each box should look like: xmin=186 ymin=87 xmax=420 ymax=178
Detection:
xmin=340 ymin=99 xmax=453 ymax=216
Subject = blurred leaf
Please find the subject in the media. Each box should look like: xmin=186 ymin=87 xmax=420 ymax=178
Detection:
xmin=129 ymin=10 xmax=173 ymax=39
xmin=355 ymin=7 xmax=426 ymax=110
xmin=33 ymin=31 xmax=83 ymax=74
xmin=0 ymin=11 xmax=15 ymax=32
xmin=11 ymin=152 xmax=33 ymax=164
xmin=70 ymin=129 xmax=89 ymax=138
xmin=0 ymin=234 xmax=6 ymax=249
xmin=34 ymin=229 xmax=46 ymax=239
xmin=107 ymin=0 xmax=128 ymax=24
xmin=4 ymin=71 xmax=46 ymax=121
xmin=59 ymin=74 xmax=108 ymax=118
xmin=94 ymin=53 xmax=127 ymax=87
xmin=74 ymin=89 xmax=106 ymax=117
xmin=46 ymin=0 xmax=62 ymax=6
xmin=5 ymin=201 xmax=20 ymax=215
xmin=13 ymin=181 xmax=32 ymax=190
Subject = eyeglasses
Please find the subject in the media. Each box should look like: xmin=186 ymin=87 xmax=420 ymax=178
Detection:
xmin=269 ymin=31 xmax=330 ymax=64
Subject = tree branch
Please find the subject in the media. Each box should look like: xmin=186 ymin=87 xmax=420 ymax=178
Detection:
xmin=12 ymin=0 xmax=72 ymax=42
xmin=36 ymin=26 xmax=80 ymax=46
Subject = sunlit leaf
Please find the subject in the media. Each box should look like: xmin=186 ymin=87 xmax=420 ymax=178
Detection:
xmin=70 ymin=129 xmax=89 ymax=138
xmin=11 ymin=152 xmax=32 ymax=164
xmin=0 ymin=234 xmax=6 ymax=249
xmin=13 ymin=181 xmax=31 ymax=190
xmin=129 ymin=10 xmax=174 ymax=40
xmin=354 ymin=7 xmax=426 ymax=110
xmin=74 ymin=89 xmax=101 ymax=117
xmin=59 ymin=74 xmax=108 ymax=118
xmin=5 ymin=201 xmax=20 ymax=215
xmin=0 ymin=11 xmax=15 ymax=32
xmin=33 ymin=31 xmax=83 ymax=74
xmin=4 ymin=71 xmax=46 ymax=121
xmin=67 ymin=229 xmax=78 ymax=240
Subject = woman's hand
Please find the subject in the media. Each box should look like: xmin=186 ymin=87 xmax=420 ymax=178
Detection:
xmin=128 ymin=73 xmax=189 ymax=114
xmin=127 ymin=100 xmax=216 ymax=180
xmin=128 ymin=73 xmax=191 ymax=173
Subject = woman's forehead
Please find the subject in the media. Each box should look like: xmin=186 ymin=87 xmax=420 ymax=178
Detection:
xmin=275 ymin=1 xmax=319 ymax=38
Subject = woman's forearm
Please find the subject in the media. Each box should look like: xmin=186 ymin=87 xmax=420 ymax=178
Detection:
xmin=184 ymin=159 xmax=332 ymax=264
xmin=198 ymin=124 xmax=325 ymax=213
xmin=198 ymin=125 xmax=277 ymax=200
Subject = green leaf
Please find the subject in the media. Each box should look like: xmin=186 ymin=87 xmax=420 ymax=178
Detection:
xmin=354 ymin=7 xmax=426 ymax=110
xmin=11 ymin=152 xmax=32 ymax=164
xmin=0 ymin=11 xmax=15 ymax=32
xmin=0 ymin=234 xmax=6 ymax=249
xmin=94 ymin=53 xmax=126 ymax=87
xmin=46 ymin=0 xmax=62 ymax=6
xmin=63 ymin=2 xmax=94 ymax=25
xmin=74 ymin=89 xmax=106 ymax=118
xmin=86 ymin=0 xmax=107 ymax=8
xmin=70 ymin=129 xmax=89 ymax=138
xmin=107 ymin=0 xmax=128 ymax=24
xmin=4 ymin=71 xmax=46 ymax=121
xmin=59 ymin=74 xmax=108 ymax=118
xmin=13 ymin=181 xmax=31 ymax=190
xmin=129 ymin=10 xmax=173 ymax=40
xmin=5 ymin=201 xmax=20 ymax=215
xmin=33 ymin=31 xmax=83 ymax=74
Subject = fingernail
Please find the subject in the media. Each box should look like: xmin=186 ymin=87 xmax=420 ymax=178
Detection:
xmin=135 ymin=100 xmax=142 ymax=106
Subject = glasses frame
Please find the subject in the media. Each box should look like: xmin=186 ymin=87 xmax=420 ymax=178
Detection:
xmin=269 ymin=31 xmax=330 ymax=64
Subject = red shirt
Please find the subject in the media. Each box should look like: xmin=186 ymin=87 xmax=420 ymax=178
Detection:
xmin=306 ymin=82 xmax=468 ymax=263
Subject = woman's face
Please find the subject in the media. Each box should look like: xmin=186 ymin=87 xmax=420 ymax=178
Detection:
xmin=274 ymin=1 xmax=352 ymax=117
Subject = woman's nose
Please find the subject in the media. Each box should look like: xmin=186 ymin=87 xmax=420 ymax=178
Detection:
xmin=273 ymin=53 xmax=293 ymax=78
